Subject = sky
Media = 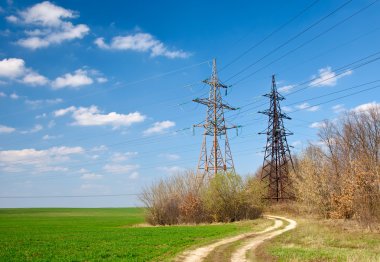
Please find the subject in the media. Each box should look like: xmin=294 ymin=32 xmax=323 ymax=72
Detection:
xmin=0 ymin=0 xmax=379 ymax=207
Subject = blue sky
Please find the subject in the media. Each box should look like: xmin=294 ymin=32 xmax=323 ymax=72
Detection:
xmin=0 ymin=0 xmax=379 ymax=207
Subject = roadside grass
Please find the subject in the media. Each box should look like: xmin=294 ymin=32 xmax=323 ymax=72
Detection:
xmin=255 ymin=217 xmax=380 ymax=262
xmin=0 ymin=208 xmax=268 ymax=261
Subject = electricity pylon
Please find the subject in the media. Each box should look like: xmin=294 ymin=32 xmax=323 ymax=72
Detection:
xmin=259 ymin=75 xmax=294 ymax=201
xmin=193 ymin=58 xmax=238 ymax=178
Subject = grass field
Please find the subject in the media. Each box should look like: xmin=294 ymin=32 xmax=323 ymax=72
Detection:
xmin=0 ymin=208 xmax=269 ymax=261
xmin=256 ymin=217 xmax=380 ymax=262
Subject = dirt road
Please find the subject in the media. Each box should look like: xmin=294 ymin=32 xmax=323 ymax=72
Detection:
xmin=176 ymin=215 xmax=296 ymax=262
xmin=231 ymin=216 xmax=297 ymax=262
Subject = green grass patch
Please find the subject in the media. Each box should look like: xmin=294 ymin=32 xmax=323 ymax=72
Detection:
xmin=256 ymin=217 xmax=380 ymax=262
xmin=0 ymin=208 xmax=267 ymax=261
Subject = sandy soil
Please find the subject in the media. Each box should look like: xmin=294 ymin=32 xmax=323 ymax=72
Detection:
xmin=175 ymin=216 xmax=285 ymax=262
xmin=230 ymin=215 xmax=297 ymax=262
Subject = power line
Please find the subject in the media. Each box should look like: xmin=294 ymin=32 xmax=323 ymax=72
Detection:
xmin=231 ymin=0 xmax=379 ymax=86
xmin=219 ymin=0 xmax=321 ymax=72
xmin=288 ymin=84 xmax=380 ymax=114
xmin=224 ymin=0 xmax=353 ymax=83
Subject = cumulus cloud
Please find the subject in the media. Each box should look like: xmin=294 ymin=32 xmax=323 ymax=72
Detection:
xmin=54 ymin=105 xmax=146 ymax=128
xmin=143 ymin=120 xmax=175 ymax=135
xmin=22 ymin=72 xmax=49 ymax=86
xmin=309 ymin=121 xmax=327 ymax=129
xmin=278 ymin=85 xmax=295 ymax=93
xmin=0 ymin=58 xmax=48 ymax=86
xmin=20 ymin=124 xmax=43 ymax=134
xmin=296 ymin=102 xmax=320 ymax=112
xmin=310 ymin=66 xmax=352 ymax=87
xmin=7 ymin=1 xmax=89 ymax=49
xmin=10 ymin=92 xmax=19 ymax=100
xmin=282 ymin=106 xmax=292 ymax=112
xmin=0 ymin=125 xmax=16 ymax=134
xmin=129 ymin=171 xmax=139 ymax=179
xmin=0 ymin=146 xmax=83 ymax=173
xmin=95 ymin=32 xmax=190 ymax=59
xmin=332 ymin=104 xmax=346 ymax=114
xmin=352 ymin=101 xmax=380 ymax=113
xmin=52 ymin=69 xmax=93 ymax=89
xmin=0 ymin=58 xmax=25 ymax=78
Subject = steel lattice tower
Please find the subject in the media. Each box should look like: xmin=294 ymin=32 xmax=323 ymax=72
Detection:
xmin=259 ymin=75 xmax=294 ymax=201
xmin=193 ymin=58 xmax=238 ymax=178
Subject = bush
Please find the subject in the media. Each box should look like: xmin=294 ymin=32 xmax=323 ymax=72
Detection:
xmin=140 ymin=171 xmax=264 ymax=225
xmin=290 ymin=107 xmax=380 ymax=229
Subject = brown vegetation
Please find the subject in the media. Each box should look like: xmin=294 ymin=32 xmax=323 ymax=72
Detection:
xmin=290 ymin=107 xmax=380 ymax=228
xmin=140 ymin=171 xmax=265 ymax=225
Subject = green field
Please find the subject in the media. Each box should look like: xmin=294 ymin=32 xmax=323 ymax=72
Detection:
xmin=256 ymin=217 xmax=380 ymax=262
xmin=0 ymin=208 xmax=269 ymax=261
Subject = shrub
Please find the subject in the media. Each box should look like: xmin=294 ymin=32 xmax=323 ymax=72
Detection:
xmin=140 ymin=171 xmax=263 ymax=225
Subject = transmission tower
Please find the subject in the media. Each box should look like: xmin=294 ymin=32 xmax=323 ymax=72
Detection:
xmin=259 ymin=75 xmax=294 ymax=201
xmin=193 ymin=58 xmax=238 ymax=178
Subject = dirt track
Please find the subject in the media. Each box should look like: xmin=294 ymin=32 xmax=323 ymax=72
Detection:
xmin=176 ymin=215 xmax=296 ymax=262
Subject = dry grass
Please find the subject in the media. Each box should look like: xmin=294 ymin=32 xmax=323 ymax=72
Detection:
xmin=256 ymin=216 xmax=380 ymax=262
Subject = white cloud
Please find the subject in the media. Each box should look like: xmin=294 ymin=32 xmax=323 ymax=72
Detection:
xmin=96 ymin=77 xmax=108 ymax=83
xmin=15 ymin=1 xmax=76 ymax=27
xmin=10 ymin=92 xmax=19 ymax=100
xmin=53 ymin=106 xmax=76 ymax=117
xmin=352 ymin=101 xmax=380 ymax=113
xmin=0 ymin=92 xmax=6 ymax=97
xmin=20 ymin=124 xmax=43 ymax=134
xmin=91 ymin=145 xmax=108 ymax=152
xmin=296 ymin=102 xmax=320 ymax=112
xmin=52 ymin=69 xmax=93 ymax=89
xmin=103 ymin=164 xmax=139 ymax=174
xmin=159 ymin=153 xmax=180 ymax=160
xmin=310 ymin=66 xmax=352 ymax=87
xmin=129 ymin=171 xmax=139 ymax=179
xmin=0 ymin=58 xmax=48 ymax=86
xmin=278 ymin=85 xmax=294 ymax=93
xmin=332 ymin=104 xmax=345 ymax=114
xmin=25 ymin=98 xmax=63 ymax=108
xmin=0 ymin=58 xmax=25 ymax=78
xmin=6 ymin=15 xmax=18 ymax=23
xmin=54 ymin=105 xmax=146 ymax=128
xmin=0 ymin=146 xmax=83 ymax=173
xmin=282 ymin=106 xmax=292 ymax=112
xmin=36 ymin=113 xmax=47 ymax=119
xmin=291 ymin=140 xmax=302 ymax=147
xmin=95 ymin=32 xmax=190 ymax=59
xmin=143 ymin=120 xmax=175 ymax=135
xmin=309 ymin=121 xmax=327 ymax=129
xmin=8 ymin=1 xmax=89 ymax=49
xmin=42 ymin=134 xmax=61 ymax=140
xmin=110 ymin=152 xmax=138 ymax=162
xmin=0 ymin=125 xmax=16 ymax=134
xmin=22 ymin=72 xmax=49 ymax=86
xmin=80 ymin=172 xmax=103 ymax=180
